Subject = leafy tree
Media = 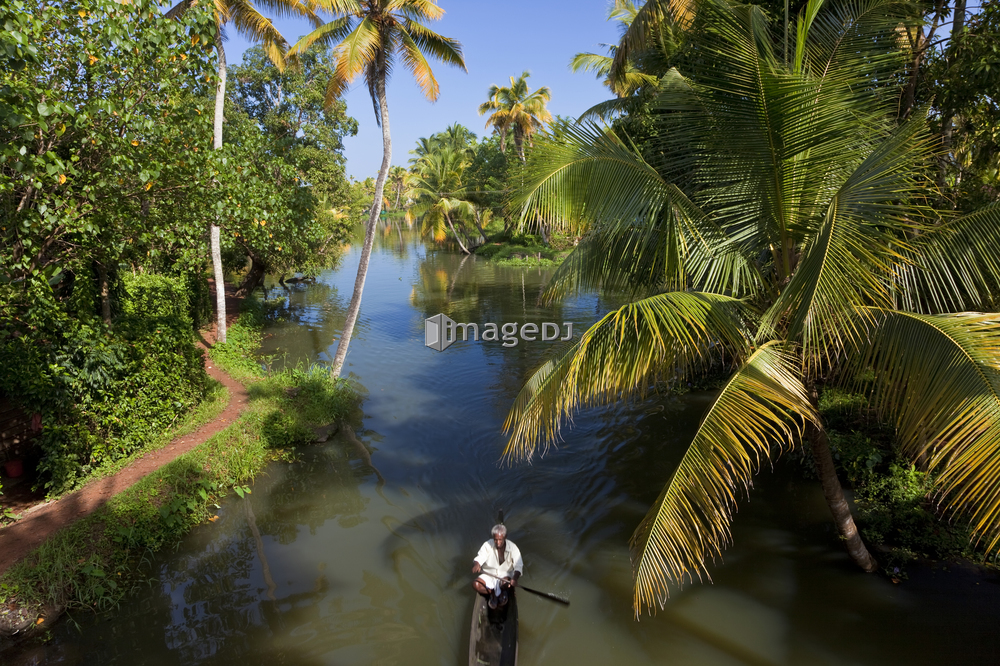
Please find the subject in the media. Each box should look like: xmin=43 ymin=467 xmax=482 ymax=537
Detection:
xmin=229 ymin=44 xmax=357 ymax=207
xmin=569 ymin=0 xmax=664 ymax=122
xmin=214 ymin=106 xmax=319 ymax=296
xmin=1 ymin=0 xmax=217 ymax=322
xmin=166 ymin=0 xmax=322 ymax=343
xmin=407 ymin=147 xmax=479 ymax=253
xmin=464 ymin=134 xmax=515 ymax=225
xmin=387 ymin=165 xmax=408 ymax=210
xmin=289 ymin=0 xmax=466 ymax=379
xmin=504 ymin=0 xmax=1000 ymax=616
xmin=478 ymin=71 xmax=552 ymax=163
xmin=917 ymin=0 xmax=1000 ymax=208
xmin=0 ymin=0 xmax=220 ymax=492
xmin=225 ymin=44 xmax=359 ymax=291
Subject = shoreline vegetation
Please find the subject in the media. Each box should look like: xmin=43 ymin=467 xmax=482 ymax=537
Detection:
xmin=473 ymin=230 xmax=576 ymax=268
xmin=0 ymin=295 xmax=358 ymax=650
xmin=666 ymin=370 xmax=998 ymax=577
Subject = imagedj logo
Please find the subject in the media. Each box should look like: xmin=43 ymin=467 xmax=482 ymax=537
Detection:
xmin=425 ymin=313 xmax=575 ymax=352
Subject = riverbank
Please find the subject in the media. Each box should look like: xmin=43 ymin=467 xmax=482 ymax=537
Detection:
xmin=0 ymin=295 xmax=358 ymax=651
xmin=474 ymin=230 xmax=576 ymax=267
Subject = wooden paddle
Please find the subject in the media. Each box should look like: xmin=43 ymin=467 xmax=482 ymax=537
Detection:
xmin=497 ymin=509 xmax=570 ymax=606
xmin=518 ymin=584 xmax=570 ymax=605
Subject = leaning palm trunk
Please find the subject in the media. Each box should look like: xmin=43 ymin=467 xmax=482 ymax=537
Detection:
xmin=810 ymin=424 xmax=879 ymax=571
xmin=211 ymin=40 xmax=228 ymax=343
xmin=445 ymin=212 xmax=470 ymax=254
xmin=329 ymin=76 xmax=392 ymax=378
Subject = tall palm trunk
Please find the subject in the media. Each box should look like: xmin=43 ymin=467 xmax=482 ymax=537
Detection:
xmin=211 ymin=40 xmax=228 ymax=343
xmin=330 ymin=74 xmax=392 ymax=378
xmin=514 ymin=127 xmax=526 ymax=163
xmin=809 ymin=424 xmax=879 ymax=572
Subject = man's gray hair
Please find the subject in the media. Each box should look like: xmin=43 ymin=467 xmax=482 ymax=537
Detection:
xmin=491 ymin=524 xmax=507 ymax=538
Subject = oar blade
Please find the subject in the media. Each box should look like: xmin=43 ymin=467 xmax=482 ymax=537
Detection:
xmin=521 ymin=585 xmax=570 ymax=605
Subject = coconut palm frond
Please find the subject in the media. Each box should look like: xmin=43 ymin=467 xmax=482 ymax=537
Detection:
xmin=228 ymin=0 xmax=290 ymax=66
xmin=612 ymin=0 xmax=695 ymax=87
xmin=630 ymin=342 xmax=818 ymax=616
xmin=894 ymin=202 xmax=1000 ymax=315
xmin=403 ymin=20 xmax=466 ymax=71
xmin=515 ymin=122 xmax=667 ymax=234
xmin=800 ymin=0 xmax=916 ymax=96
xmin=539 ymin=190 xmax=762 ymax=304
xmin=398 ymin=27 xmax=440 ymax=101
xmin=849 ymin=309 xmax=1000 ymax=553
xmin=253 ymin=0 xmax=324 ymax=27
xmin=576 ymin=97 xmax=636 ymax=123
xmin=391 ymin=0 xmax=445 ymax=21
xmin=760 ymin=116 xmax=937 ymax=364
xmin=502 ymin=292 xmax=756 ymax=461
xmin=288 ymin=16 xmax=355 ymax=58
xmin=570 ymin=51 xmax=614 ymax=78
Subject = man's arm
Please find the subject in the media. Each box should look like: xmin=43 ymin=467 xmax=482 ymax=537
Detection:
xmin=472 ymin=541 xmax=489 ymax=575
xmin=507 ymin=542 xmax=524 ymax=587
xmin=508 ymin=570 xmax=521 ymax=587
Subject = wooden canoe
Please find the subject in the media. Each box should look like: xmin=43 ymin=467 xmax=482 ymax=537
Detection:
xmin=468 ymin=590 xmax=518 ymax=666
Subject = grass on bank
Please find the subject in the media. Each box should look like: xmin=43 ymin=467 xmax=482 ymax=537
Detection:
xmin=0 ymin=298 xmax=356 ymax=624
xmin=474 ymin=231 xmax=575 ymax=267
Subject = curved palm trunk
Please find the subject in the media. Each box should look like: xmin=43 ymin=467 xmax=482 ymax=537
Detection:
xmin=211 ymin=40 xmax=228 ymax=343
xmin=445 ymin=211 xmax=470 ymax=254
xmin=471 ymin=210 xmax=487 ymax=244
xmin=329 ymin=75 xmax=392 ymax=378
xmin=810 ymin=424 xmax=879 ymax=572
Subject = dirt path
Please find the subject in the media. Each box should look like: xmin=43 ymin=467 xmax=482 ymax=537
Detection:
xmin=0 ymin=288 xmax=246 ymax=576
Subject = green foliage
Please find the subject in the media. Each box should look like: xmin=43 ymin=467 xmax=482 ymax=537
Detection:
xmin=818 ymin=389 xmax=977 ymax=569
xmin=921 ymin=0 xmax=1000 ymax=209
xmin=208 ymin=299 xmax=267 ymax=381
xmin=1 ymin=0 xmax=218 ymax=318
xmin=476 ymin=241 xmax=558 ymax=263
xmin=0 ymin=336 xmax=358 ymax=617
xmin=503 ymin=0 xmax=1000 ymax=614
xmin=0 ymin=275 xmax=208 ymax=495
xmin=0 ymin=0 xmax=224 ymax=494
xmin=119 ymin=273 xmax=190 ymax=324
xmin=465 ymin=134 xmax=517 ymax=219
xmin=221 ymin=44 xmax=358 ymax=291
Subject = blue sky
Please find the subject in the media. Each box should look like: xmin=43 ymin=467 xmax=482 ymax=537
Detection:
xmin=222 ymin=1 xmax=621 ymax=180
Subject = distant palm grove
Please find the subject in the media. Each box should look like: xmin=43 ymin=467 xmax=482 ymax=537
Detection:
xmin=3 ymin=0 xmax=1000 ymax=623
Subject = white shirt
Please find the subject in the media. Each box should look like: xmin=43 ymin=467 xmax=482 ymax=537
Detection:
xmin=474 ymin=539 xmax=523 ymax=580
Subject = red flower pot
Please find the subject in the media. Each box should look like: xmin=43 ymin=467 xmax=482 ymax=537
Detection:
xmin=3 ymin=459 xmax=23 ymax=478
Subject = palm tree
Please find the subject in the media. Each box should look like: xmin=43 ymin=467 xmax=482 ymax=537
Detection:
xmin=503 ymin=0 xmax=1000 ymax=617
xmin=478 ymin=71 xmax=552 ymax=163
xmin=407 ymin=147 xmax=478 ymax=253
xmin=569 ymin=0 xmax=663 ymax=121
xmin=289 ymin=0 xmax=465 ymax=378
xmin=166 ymin=0 xmax=321 ymax=344
xmin=388 ymin=165 xmax=408 ymax=210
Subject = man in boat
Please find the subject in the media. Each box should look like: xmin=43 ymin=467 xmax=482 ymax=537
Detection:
xmin=472 ymin=523 xmax=523 ymax=609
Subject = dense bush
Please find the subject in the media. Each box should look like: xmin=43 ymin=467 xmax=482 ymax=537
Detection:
xmin=0 ymin=274 xmax=207 ymax=495
xmin=817 ymin=388 xmax=976 ymax=568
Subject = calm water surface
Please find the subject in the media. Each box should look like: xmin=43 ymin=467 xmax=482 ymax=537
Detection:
xmin=22 ymin=231 xmax=1000 ymax=665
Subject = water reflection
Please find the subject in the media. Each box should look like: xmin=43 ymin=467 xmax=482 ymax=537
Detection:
xmin=19 ymin=230 xmax=1000 ymax=666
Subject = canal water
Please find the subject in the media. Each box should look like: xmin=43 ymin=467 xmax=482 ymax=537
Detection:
xmin=22 ymin=231 xmax=1000 ymax=664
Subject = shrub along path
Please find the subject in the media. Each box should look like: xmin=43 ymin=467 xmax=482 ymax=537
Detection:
xmin=0 ymin=289 xmax=247 ymax=576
